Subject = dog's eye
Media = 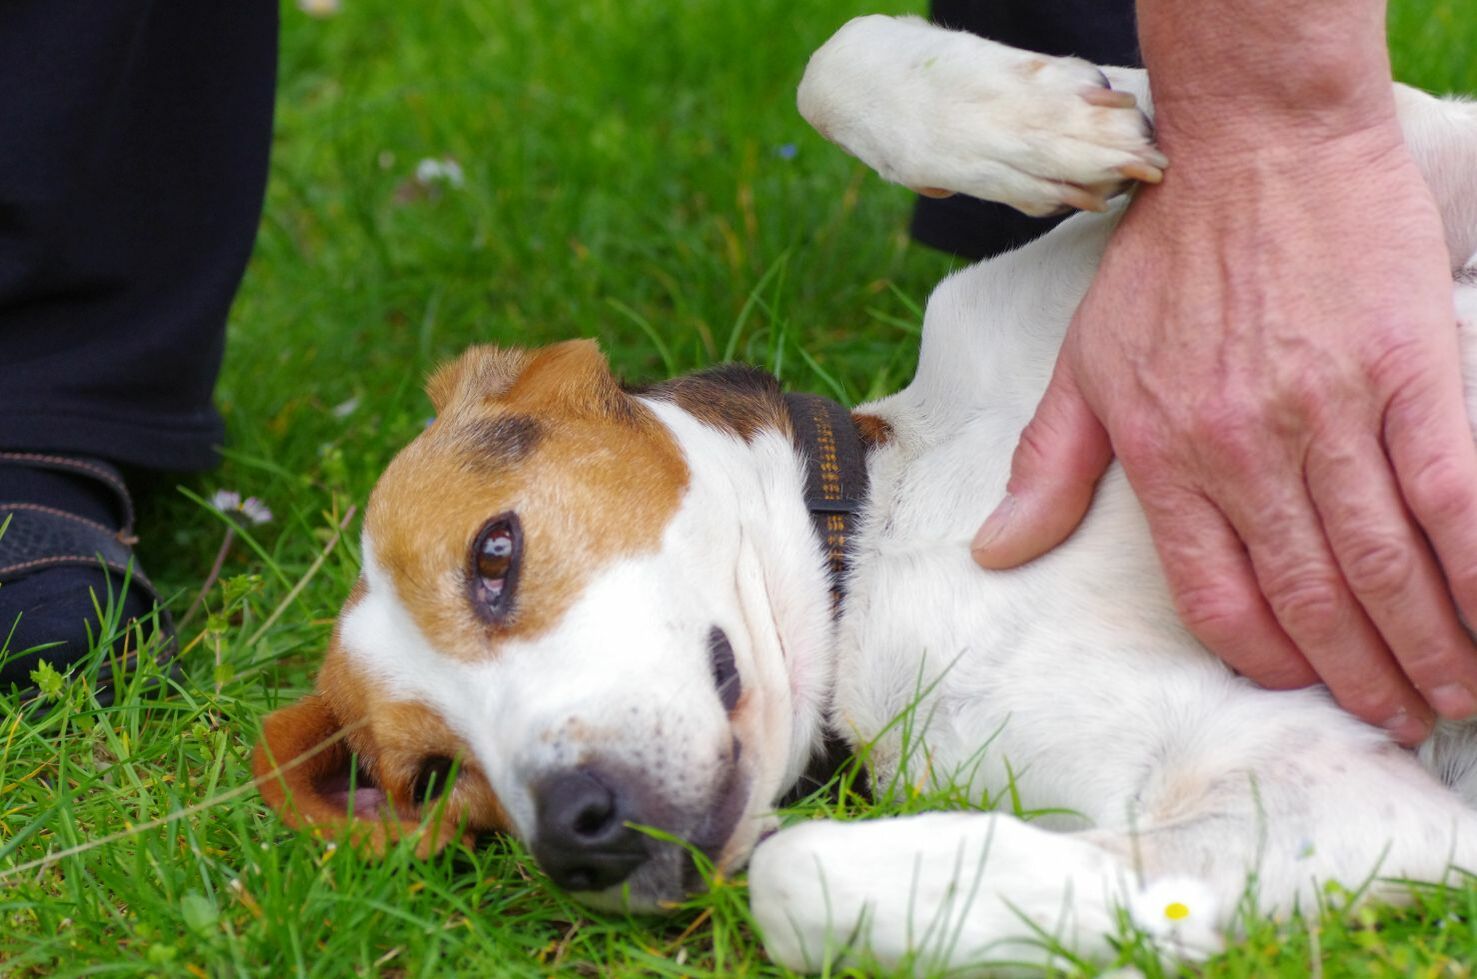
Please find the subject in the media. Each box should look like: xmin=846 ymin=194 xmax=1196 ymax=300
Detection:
xmin=412 ymin=755 xmax=457 ymax=803
xmin=469 ymin=512 xmax=521 ymax=623
xmin=709 ymin=627 xmax=741 ymax=712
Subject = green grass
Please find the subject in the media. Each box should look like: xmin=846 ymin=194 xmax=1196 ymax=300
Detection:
xmin=3 ymin=0 xmax=1476 ymax=974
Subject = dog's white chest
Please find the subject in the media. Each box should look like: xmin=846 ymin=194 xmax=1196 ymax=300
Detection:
xmin=831 ymin=214 xmax=1222 ymax=821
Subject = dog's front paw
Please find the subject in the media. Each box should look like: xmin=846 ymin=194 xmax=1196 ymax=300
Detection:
xmin=952 ymin=54 xmax=1166 ymax=216
xmin=799 ymin=16 xmax=1166 ymax=217
xmin=748 ymin=813 xmax=1131 ymax=975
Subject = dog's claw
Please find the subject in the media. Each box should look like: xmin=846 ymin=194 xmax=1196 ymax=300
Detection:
xmin=1117 ymin=162 xmax=1165 ymax=185
xmin=1058 ymin=184 xmax=1110 ymax=213
xmin=912 ymin=186 xmax=957 ymax=199
xmin=1081 ymin=87 xmax=1138 ymax=109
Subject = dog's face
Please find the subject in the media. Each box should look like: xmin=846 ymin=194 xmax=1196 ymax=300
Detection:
xmin=255 ymin=340 xmax=825 ymax=909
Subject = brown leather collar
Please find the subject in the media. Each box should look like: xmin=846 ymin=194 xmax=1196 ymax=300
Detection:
xmin=784 ymin=393 xmax=869 ymax=612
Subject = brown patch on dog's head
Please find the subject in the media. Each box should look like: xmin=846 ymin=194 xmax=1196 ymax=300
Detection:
xmin=366 ymin=339 xmax=690 ymax=661
xmin=636 ymin=364 xmax=790 ymax=442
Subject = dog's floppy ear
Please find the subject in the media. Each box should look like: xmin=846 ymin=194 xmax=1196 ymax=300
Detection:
xmin=425 ymin=345 xmax=532 ymax=415
xmin=501 ymin=339 xmax=632 ymax=419
xmin=252 ymin=695 xmax=468 ymax=856
xmin=425 ymin=340 xmax=630 ymax=421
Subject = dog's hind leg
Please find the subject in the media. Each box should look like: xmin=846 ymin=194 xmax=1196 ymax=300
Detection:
xmin=1078 ymin=717 xmax=1477 ymax=916
xmin=750 ymin=702 xmax=1477 ymax=974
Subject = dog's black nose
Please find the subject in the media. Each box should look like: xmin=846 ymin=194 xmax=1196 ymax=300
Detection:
xmin=532 ymin=769 xmax=648 ymax=892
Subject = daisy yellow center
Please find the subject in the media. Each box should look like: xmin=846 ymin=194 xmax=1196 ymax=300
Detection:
xmin=1164 ymin=902 xmax=1190 ymax=921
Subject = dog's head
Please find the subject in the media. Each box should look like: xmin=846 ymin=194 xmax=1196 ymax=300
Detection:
xmin=254 ymin=340 xmax=833 ymax=909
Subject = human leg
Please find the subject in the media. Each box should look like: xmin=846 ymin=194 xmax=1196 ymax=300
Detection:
xmin=0 ymin=0 xmax=278 ymax=688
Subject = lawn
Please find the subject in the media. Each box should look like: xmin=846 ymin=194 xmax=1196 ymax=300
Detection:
xmin=3 ymin=0 xmax=1476 ymax=975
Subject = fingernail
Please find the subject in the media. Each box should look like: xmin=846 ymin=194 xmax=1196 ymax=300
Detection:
xmin=1381 ymin=709 xmax=1431 ymax=745
xmin=1431 ymin=682 xmax=1477 ymax=720
xmin=971 ymin=494 xmax=1016 ymax=556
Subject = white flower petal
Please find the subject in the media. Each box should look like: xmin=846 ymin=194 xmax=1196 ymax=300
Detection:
xmin=1126 ymin=875 xmax=1223 ymax=960
xmin=211 ymin=489 xmax=242 ymax=513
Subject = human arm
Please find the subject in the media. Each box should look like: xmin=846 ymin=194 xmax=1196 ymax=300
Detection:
xmin=970 ymin=0 xmax=1477 ymax=744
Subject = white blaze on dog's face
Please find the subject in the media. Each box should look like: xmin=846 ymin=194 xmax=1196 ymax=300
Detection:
xmin=254 ymin=340 xmax=831 ymax=910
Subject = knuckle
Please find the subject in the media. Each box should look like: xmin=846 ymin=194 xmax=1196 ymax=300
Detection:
xmin=1335 ymin=680 xmax=1404 ymax=725
xmin=1186 ymin=399 xmax=1261 ymax=466
xmin=1446 ymin=563 xmax=1477 ymax=608
xmin=1255 ymin=658 xmax=1319 ymax=690
xmin=1174 ymin=580 xmax=1254 ymax=648
xmin=1339 ymin=536 xmax=1416 ymax=602
xmin=1113 ymin=418 xmax=1173 ymax=472
xmin=1365 ymin=334 xmax=1430 ymax=389
xmin=1265 ymin=572 xmax=1345 ymax=642
xmin=1009 ymin=418 xmax=1064 ymax=481
xmin=1405 ymin=457 xmax=1477 ymax=526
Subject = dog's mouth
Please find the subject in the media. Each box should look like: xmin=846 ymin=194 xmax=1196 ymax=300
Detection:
xmin=314 ymin=740 xmax=756 ymax=910
xmin=314 ymin=765 xmax=407 ymax=820
xmin=555 ymin=735 xmax=754 ymax=911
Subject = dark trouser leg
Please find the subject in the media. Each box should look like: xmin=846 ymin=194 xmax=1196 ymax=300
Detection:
xmin=911 ymin=0 xmax=1141 ymax=261
xmin=0 ymin=0 xmax=278 ymax=471
xmin=0 ymin=1 xmax=276 ymax=686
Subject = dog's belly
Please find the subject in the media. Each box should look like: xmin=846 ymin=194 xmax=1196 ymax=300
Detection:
xmin=833 ymin=212 xmax=1275 ymax=823
xmin=837 ymin=439 xmax=1237 ymax=824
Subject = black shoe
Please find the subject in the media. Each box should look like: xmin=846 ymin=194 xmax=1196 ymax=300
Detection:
xmin=0 ymin=452 xmax=177 ymax=703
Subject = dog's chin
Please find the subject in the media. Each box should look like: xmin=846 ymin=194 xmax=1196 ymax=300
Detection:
xmin=571 ymin=849 xmax=694 ymax=913
xmin=572 ymin=834 xmax=774 ymax=915
xmin=566 ymin=773 xmax=767 ymax=914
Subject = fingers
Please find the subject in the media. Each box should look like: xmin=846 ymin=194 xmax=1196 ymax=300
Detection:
xmin=1173 ymin=471 xmax=1434 ymax=744
xmin=1309 ymin=434 xmax=1477 ymax=727
xmin=1244 ymin=524 xmax=1433 ymax=744
xmin=972 ymin=364 xmax=1113 ymax=569
xmin=1382 ymin=368 xmax=1477 ymax=718
xmin=1143 ymin=486 xmax=1317 ymax=691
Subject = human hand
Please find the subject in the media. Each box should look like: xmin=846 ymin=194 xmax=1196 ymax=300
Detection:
xmin=970 ymin=115 xmax=1477 ymax=746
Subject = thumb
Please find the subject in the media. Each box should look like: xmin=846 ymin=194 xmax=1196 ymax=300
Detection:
xmin=971 ymin=364 xmax=1113 ymax=569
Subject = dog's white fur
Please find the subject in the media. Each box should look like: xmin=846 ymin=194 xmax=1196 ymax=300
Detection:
xmin=292 ymin=13 xmax=1477 ymax=973
xmin=746 ymin=15 xmax=1477 ymax=974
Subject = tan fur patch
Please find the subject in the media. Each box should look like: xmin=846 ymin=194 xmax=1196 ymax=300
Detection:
xmin=254 ymin=580 xmax=509 ymax=854
xmin=366 ymin=340 xmax=690 ymax=660
xmin=425 ymin=346 xmax=531 ymax=415
xmin=852 ymin=412 xmax=894 ymax=448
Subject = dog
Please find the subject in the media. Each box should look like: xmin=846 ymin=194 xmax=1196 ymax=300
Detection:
xmin=254 ymin=14 xmax=1477 ymax=974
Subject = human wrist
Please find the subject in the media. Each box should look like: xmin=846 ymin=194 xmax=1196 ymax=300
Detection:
xmin=1138 ymin=0 xmax=1397 ymax=149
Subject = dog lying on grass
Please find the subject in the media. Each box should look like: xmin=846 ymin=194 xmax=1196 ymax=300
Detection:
xmin=255 ymin=14 xmax=1477 ymax=973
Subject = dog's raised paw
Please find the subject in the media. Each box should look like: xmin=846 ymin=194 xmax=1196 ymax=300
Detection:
xmin=798 ymin=16 xmax=1166 ymax=217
